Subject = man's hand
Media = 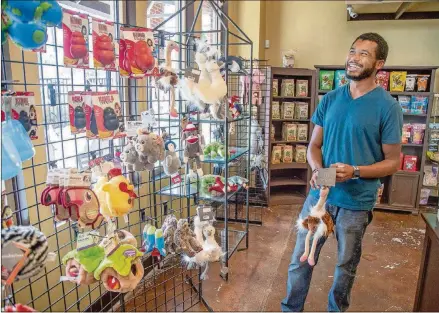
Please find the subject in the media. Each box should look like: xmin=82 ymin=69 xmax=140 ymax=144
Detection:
xmin=310 ymin=169 xmax=319 ymax=189
xmin=330 ymin=163 xmax=354 ymax=182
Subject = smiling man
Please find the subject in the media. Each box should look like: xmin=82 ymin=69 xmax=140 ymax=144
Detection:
xmin=281 ymin=33 xmax=403 ymax=312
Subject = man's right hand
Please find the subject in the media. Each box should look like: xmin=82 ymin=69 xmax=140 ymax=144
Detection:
xmin=310 ymin=169 xmax=319 ymax=189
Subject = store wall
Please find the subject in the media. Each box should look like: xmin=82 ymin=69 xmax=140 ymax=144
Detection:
xmin=263 ymin=1 xmax=439 ymax=90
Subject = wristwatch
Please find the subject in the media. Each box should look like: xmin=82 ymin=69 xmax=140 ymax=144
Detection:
xmin=352 ymin=166 xmax=360 ymax=179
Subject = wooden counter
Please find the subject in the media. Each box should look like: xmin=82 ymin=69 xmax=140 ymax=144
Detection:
xmin=413 ymin=213 xmax=439 ymax=312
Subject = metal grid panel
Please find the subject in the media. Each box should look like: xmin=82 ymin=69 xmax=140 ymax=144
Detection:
xmin=1 ymin=1 xmax=203 ymax=311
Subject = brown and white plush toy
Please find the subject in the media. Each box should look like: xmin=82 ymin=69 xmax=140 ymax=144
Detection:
xmin=181 ymin=123 xmax=204 ymax=177
xmin=174 ymin=219 xmax=203 ymax=257
xmin=296 ymin=186 xmax=334 ymax=266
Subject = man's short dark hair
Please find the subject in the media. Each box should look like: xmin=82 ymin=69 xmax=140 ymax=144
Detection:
xmin=353 ymin=32 xmax=389 ymax=61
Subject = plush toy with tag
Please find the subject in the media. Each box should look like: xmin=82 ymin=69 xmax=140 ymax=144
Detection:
xmin=62 ymin=245 xmax=105 ymax=285
xmin=174 ymin=219 xmax=203 ymax=257
xmin=181 ymin=123 xmax=204 ymax=178
xmin=61 ymin=187 xmax=104 ymax=228
xmin=163 ymin=140 xmax=181 ymax=178
xmin=120 ymin=140 xmax=152 ymax=172
xmin=161 ymin=214 xmax=178 ymax=254
xmin=134 ymin=129 xmax=165 ymax=167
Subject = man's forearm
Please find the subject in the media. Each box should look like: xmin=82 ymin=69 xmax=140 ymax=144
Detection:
xmin=307 ymin=144 xmax=323 ymax=172
xmin=358 ymin=159 xmax=399 ymax=178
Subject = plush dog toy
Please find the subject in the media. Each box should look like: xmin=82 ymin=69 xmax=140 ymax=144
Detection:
xmin=296 ymin=186 xmax=334 ymax=266
xmin=134 ymin=129 xmax=165 ymax=167
xmin=120 ymin=140 xmax=153 ymax=172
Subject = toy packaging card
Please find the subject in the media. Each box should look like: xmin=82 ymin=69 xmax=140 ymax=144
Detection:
xmin=11 ymin=92 xmax=38 ymax=140
xmin=319 ymin=71 xmax=334 ymax=90
xmin=68 ymin=91 xmax=86 ymax=134
xmin=375 ymin=71 xmax=389 ymax=90
xmin=92 ymin=91 xmax=125 ymax=139
xmin=83 ymin=92 xmax=97 ymax=139
xmin=389 ymin=71 xmax=407 ymax=92
xmin=92 ymin=18 xmax=117 ymax=71
xmin=62 ymin=9 xmax=89 ymax=68
xmin=281 ymin=79 xmax=295 ymax=97
xmin=334 ymin=70 xmax=349 ymax=88
xmin=119 ymin=27 xmax=156 ymax=78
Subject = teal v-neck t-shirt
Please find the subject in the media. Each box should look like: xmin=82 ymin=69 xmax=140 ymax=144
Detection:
xmin=309 ymin=84 xmax=403 ymax=210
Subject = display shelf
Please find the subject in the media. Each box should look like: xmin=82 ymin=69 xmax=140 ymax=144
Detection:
xmin=271 ymin=119 xmax=310 ymax=122
xmin=271 ymin=140 xmax=309 ymax=144
xmin=156 ymin=183 xmax=242 ymax=203
xmin=202 ymin=147 xmax=248 ymax=164
xmin=218 ymin=228 xmax=247 ymax=260
xmin=271 ymin=177 xmax=307 ymax=187
xmin=374 ymin=202 xmax=417 ymax=214
xmin=270 ymin=162 xmax=308 ymax=170
xmin=157 ymin=115 xmax=251 ymax=125
xmin=316 ymin=65 xmax=438 ymax=214
xmin=273 ymin=96 xmax=312 ymax=100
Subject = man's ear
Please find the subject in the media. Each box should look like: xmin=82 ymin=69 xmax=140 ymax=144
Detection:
xmin=376 ymin=60 xmax=385 ymax=71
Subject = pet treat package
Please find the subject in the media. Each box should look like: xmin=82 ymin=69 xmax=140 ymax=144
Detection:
xmin=398 ymin=95 xmax=411 ymax=113
xmin=119 ymin=27 xmax=156 ymax=78
xmin=295 ymin=145 xmax=307 ymax=163
xmin=389 ymin=71 xmax=407 ymax=92
xmin=282 ymin=145 xmax=293 ymax=163
xmin=281 ymin=79 xmax=295 ymax=97
xmin=68 ymin=91 xmax=86 ymax=134
xmin=319 ymin=71 xmax=334 ymax=90
xmin=295 ymin=80 xmax=308 ymax=97
xmin=423 ymin=165 xmax=438 ymax=187
xmin=62 ymin=9 xmax=89 ymax=68
xmin=11 ymin=92 xmax=38 ymax=140
xmin=375 ymin=71 xmax=389 ymax=90
xmin=402 ymin=124 xmax=412 ymax=144
xmin=281 ymin=102 xmax=295 ymax=119
xmin=272 ymin=101 xmax=280 ymax=119
xmin=282 ymin=123 xmax=298 ymax=142
xmin=334 ymin=70 xmax=349 ymax=88
xmin=411 ymin=123 xmax=426 ymax=144
xmin=83 ymin=92 xmax=97 ymax=139
xmin=411 ymin=96 xmax=428 ymax=115
xmin=271 ymin=145 xmax=282 ymax=164
xmin=92 ymin=91 xmax=125 ymax=139
xmin=295 ymin=102 xmax=308 ymax=120
xmin=405 ymin=74 xmax=417 ymax=92
xmin=272 ymin=79 xmax=279 ymax=97
xmin=270 ymin=124 xmax=275 ymax=140
xmin=297 ymin=124 xmax=308 ymax=142
xmin=417 ymin=75 xmax=430 ymax=92
xmin=92 ymin=18 xmax=117 ymax=71
xmin=403 ymin=155 xmax=418 ymax=172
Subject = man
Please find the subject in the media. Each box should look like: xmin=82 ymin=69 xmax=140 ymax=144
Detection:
xmin=281 ymin=33 xmax=403 ymax=312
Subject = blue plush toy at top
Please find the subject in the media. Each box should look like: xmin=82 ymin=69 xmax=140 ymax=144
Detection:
xmin=2 ymin=0 xmax=63 ymax=49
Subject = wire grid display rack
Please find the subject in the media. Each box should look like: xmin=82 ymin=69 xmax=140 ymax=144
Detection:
xmin=1 ymin=0 xmax=253 ymax=311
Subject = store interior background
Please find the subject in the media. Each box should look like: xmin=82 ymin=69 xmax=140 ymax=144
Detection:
xmin=3 ymin=0 xmax=438 ymax=312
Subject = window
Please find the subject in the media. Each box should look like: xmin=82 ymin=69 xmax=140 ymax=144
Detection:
xmin=146 ymin=1 xmax=180 ymax=32
xmin=202 ymin=1 xmax=220 ymax=44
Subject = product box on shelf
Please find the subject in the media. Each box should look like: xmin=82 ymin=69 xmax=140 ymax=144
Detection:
xmin=375 ymin=71 xmax=390 ymax=90
xmin=119 ymin=27 xmax=156 ymax=78
xmin=334 ymin=70 xmax=349 ymax=88
xmin=271 ymin=145 xmax=282 ymax=164
xmin=281 ymin=79 xmax=295 ymax=97
xmin=429 ymin=123 xmax=439 ymax=145
xmin=411 ymin=96 xmax=428 ymax=115
xmin=272 ymin=101 xmax=280 ymax=119
xmin=295 ymin=80 xmax=308 ymax=97
xmin=405 ymin=74 xmax=417 ymax=92
xmin=319 ymin=70 xmax=334 ymax=90
xmin=62 ymin=9 xmax=89 ymax=68
xmin=403 ymin=155 xmax=418 ymax=172
xmin=297 ymin=124 xmax=308 ymax=142
xmin=295 ymin=145 xmax=307 ymax=163
xmin=272 ymin=79 xmax=279 ymax=97
xmin=91 ymin=91 xmax=125 ymax=139
xmin=295 ymin=102 xmax=308 ymax=119
xmin=282 ymin=145 xmax=293 ymax=163
xmin=411 ymin=123 xmax=426 ymax=145
xmin=417 ymin=75 xmax=430 ymax=92
xmin=281 ymin=102 xmax=295 ymax=119
xmin=68 ymin=91 xmax=86 ymax=134
xmin=12 ymin=92 xmax=38 ymax=140
xmin=282 ymin=123 xmax=298 ymax=142
xmin=398 ymin=95 xmax=411 ymax=113
xmin=92 ymin=18 xmax=117 ymax=71
xmin=389 ymin=71 xmax=407 ymax=92
xmin=402 ymin=123 xmax=412 ymax=144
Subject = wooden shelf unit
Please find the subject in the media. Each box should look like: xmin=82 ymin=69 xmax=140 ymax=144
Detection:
xmin=315 ymin=65 xmax=437 ymax=214
xmin=268 ymin=67 xmax=316 ymax=206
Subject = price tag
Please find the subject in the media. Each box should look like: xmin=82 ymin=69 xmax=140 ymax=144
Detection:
xmin=171 ymin=173 xmax=182 ymax=185
xmin=76 ymin=230 xmax=99 ymax=251
xmin=125 ymin=121 xmax=144 ymax=137
xmin=197 ymin=205 xmax=214 ymax=222
xmin=141 ymin=109 xmax=157 ymax=128
xmin=184 ymin=67 xmax=201 ymax=84
xmin=103 ymin=233 xmax=119 ymax=257
xmin=316 ymin=168 xmax=336 ymax=187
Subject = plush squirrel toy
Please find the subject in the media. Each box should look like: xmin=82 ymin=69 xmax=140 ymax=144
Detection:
xmin=296 ymin=186 xmax=334 ymax=266
xmin=181 ymin=123 xmax=204 ymax=178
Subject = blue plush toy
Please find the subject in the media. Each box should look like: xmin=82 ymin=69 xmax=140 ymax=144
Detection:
xmin=155 ymin=228 xmax=166 ymax=257
xmin=143 ymin=224 xmax=156 ymax=253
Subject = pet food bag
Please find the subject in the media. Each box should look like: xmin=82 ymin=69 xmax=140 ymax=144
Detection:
xmin=295 ymin=145 xmax=307 ymax=163
xmin=272 ymin=101 xmax=280 ymax=119
xmin=398 ymin=95 xmax=411 ymax=113
xmin=282 ymin=145 xmax=293 ymax=163
xmin=295 ymin=102 xmax=308 ymax=120
xmin=402 ymin=124 xmax=412 ymax=144
xmin=272 ymin=79 xmax=279 ymax=97
xmin=375 ymin=71 xmax=390 ymax=90
xmin=271 ymin=145 xmax=282 ymax=164
xmin=282 ymin=123 xmax=298 ymax=142
xmin=417 ymin=75 xmax=430 ymax=92
xmin=297 ymin=124 xmax=308 ymax=142
xmin=403 ymin=155 xmax=418 ymax=172
xmin=295 ymin=80 xmax=308 ymax=97
xmin=389 ymin=71 xmax=407 ymax=92
xmin=411 ymin=123 xmax=426 ymax=145
xmin=281 ymin=79 xmax=295 ymax=97
xmin=12 ymin=92 xmax=38 ymax=140
xmin=92 ymin=91 xmax=125 ymax=139
xmin=335 ymin=70 xmax=349 ymax=88
xmin=68 ymin=91 xmax=87 ymax=134
xmin=410 ymin=96 xmax=428 ymax=115
xmin=92 ymin=18 xmax=117 ymax=71
xmin=405 ymin=74 xmax=417 ymax=92
xmin=319 ymin=71 xmax=334 ymax=91
xmin=62 ymin=9 xmax=89 ymax=68
xmin=281 ymin=102 xmax=295 ymax=119
xmin=119 ymin=27 xmax=156 ymax=78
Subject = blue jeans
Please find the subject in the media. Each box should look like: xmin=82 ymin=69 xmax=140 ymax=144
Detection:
xmin=281 ymin=194 xmax=373 ymax=312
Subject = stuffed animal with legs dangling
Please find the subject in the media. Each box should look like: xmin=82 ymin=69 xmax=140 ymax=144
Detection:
xmin=296 ymin=186 xmax=334 ymax=266
xmin=62 ymin=245 xmax=105 ymax=285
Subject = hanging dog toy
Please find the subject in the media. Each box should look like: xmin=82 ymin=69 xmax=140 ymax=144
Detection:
xmin=181 ymin=123 xmax=204 ymax=178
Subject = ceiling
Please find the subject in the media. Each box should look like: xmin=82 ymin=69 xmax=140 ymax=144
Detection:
xmin=345 ymin=0 xmax=439 ymax=21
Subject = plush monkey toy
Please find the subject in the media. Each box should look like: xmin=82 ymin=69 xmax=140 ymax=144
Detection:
xmin=181 ymin=123 xmax=204 ymax=177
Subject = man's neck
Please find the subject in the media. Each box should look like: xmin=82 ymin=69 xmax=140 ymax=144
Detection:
xmin=349 ymin=77 xmax=377 ymax=99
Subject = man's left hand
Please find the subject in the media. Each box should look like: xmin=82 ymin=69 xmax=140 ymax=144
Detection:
xmin=330 ymin=163 xmax=354 ymax=182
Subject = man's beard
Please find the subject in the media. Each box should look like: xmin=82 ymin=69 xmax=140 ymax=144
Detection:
xmin=345 ymin=61 xmax=376 ymax=81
